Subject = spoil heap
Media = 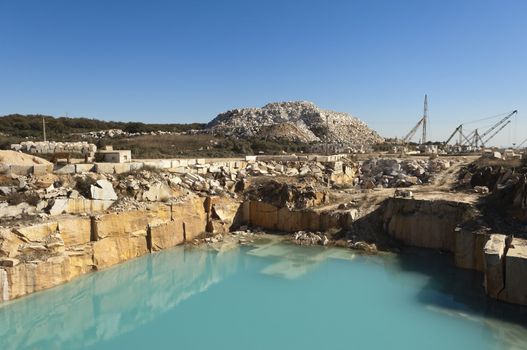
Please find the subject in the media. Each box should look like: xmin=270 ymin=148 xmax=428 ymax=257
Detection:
xmin=207 ymin=101 xmax=383 ymax=147
xmin=359 ymin=158 xmax=453 ymax=188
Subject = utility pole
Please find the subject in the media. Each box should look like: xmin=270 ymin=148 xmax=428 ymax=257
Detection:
xmin=42 ymin=116 xmax=46 ymax=142
xmin=422 ymin=94 xmax=428 ymax=144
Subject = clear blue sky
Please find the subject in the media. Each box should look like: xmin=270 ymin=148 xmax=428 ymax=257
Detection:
xmin=1 ymin=0 xmax=526 ymax=146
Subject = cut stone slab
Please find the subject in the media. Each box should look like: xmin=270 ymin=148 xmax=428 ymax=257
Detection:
xmin=90 ymin=180 xmax=117 ymax=200
xmin=483 ymin=234 xmax=507 ymax=298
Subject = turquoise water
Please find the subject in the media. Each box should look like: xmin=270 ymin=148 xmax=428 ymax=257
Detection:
xmin=1 ymin=240 xmax=526 ymax=350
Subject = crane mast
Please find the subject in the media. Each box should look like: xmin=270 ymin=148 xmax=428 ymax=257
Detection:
xmin=422 ymin=94 xmax=428 ymax=144
xmin=402 ymin=94 xmax=428 ymax=144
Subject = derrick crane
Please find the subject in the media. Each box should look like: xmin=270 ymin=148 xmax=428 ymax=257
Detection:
xmin=445 ymin=124 xmax=471 ymax=145
xmin=403 ymin=94 xmax=428 ymax=144
xmin=482 ymin=120 xmax=511 ymax=146
xmin=455 ymin=110 xmax=517 ymax=148
xmin=477 ymin=110 xmax=517 ymax=147
xmin=403 ymin=117 xmax=425 ymax=143
xmin=515 ymin=138 xmax=527 ymax=149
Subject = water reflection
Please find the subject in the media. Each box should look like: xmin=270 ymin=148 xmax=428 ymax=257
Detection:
xmin=1 ymin=242 xmax=526 ymax=350
xmin=0 ymin=246 xmax=241 ymax=350
xmin=385 ymin=248 xmax=527 ymax=349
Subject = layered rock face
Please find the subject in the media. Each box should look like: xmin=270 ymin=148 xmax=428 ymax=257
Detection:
xmin=207 ymin=101 xmax=383 ymax=147
xmin=382 ymin=198 xmax=473 ymax=252
xmin=379 ymin=197 xmax=527 ymax=306
xmin=0 ymin=195 xmax=238 ymax=302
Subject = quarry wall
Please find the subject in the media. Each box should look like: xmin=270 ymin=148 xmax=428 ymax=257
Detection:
xmin=1 ymin=195 xmax=526 ymax=306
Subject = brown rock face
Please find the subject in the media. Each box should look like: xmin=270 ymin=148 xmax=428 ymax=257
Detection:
xmin=247 ymin=200 xmax=348 ymax=233
xmin=170 ymin=197 xmax=208 ymax=240
xmin=93 ymin=211 xmax=150 ymax=240
xmin=383 ymin=198 xmax=471 ymax=252
xmin=58 ymin=217 xmax=92 ymax=246
xmin=483 ymin=234 xmax=507 ymax=299
xmin=93 ymin=236 xmax=149 ymax=269
xmin=454 ymin=228 xmax=489 ymax=271
xmin=3 ymin=255 xmax=74 ymax=300
xmin=0 ymin=197 xmax=209 ymax=302
xmin=150 ymin=221 xmax=184 ymax=251
xmin=499 ymin=238 xmax=527 ymax=305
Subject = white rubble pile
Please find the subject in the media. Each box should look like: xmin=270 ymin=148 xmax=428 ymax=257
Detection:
xmin=80 ymin=129 xmax=187 ymax=139
xmin=359 ymin=158 xmax=452 ymax=188
xmin=207 ymin=101 xmax=383 ymax=148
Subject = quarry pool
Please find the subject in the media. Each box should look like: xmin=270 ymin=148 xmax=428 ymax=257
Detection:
xmin=0 ymin=241 xmax=526 ymax=350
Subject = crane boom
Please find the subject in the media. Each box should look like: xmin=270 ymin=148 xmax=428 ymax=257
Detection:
xmin=516 ymin=138 xmax=527 ymax=149
xmin=445 ymin=125 xmax=462 ymax=144
xmin=482 ymin=120 xmax=511 ymax=146
xmin=479 ymin=110 xmax=517 ymax=141
xmin=403 ymin=117 xmax=424 ymax=143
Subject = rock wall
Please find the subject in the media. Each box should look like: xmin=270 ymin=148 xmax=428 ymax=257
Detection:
xmin=381 ymin=198 xmax=527 ymax=306
xmin=0 ymin=195 xmax=227 ymax=302
xmin=382 ymin=198 xmax=472 ymax=252
xmin=246 ymin=200 xmax=353 ymax=233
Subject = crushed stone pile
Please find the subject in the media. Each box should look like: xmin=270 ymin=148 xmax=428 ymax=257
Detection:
xmin=359 ymin=158 xmax=453 ymax=188
xmin=207 ymin=101 xmax=383 ymax=147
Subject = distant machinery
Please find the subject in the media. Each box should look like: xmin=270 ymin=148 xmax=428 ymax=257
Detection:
xmin=516 ymin=137 xmax=527 ymax=149
xmin=444 ymin=110 xmax=518 ymax=148
xmin=403 ymin=95 xmax=428 ymax=144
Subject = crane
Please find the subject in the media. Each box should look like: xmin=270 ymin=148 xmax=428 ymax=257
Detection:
xmin=403 ymin=95 xmax=428 ymax=144
xmin=444 ymin=124 xmax=472 ymax=145
xmin=477 ymin=110 xmax=517 ymax=147
xmin=515 ymin=137 xmax=527 ymax=149
xmin=453 ymin=110 xmax=518 ymax=148
xmin=482 ymin=120 xmax=511 ymax=146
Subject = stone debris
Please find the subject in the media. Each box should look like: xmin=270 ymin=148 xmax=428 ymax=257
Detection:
xmin=348 ymin=240 xmax=378 ymax=253
xmin=474 ymin=186 xmax=490 ymax=194
xmin=359 ymin=157 xmax=453 ymax=188
xmin=0 ymin=154 xmax=460 ymax=220
xmin=207 ymin=101 xmax=383 ymax=149
xmin=394 ymin=189 xmax=413 ymax=198
xmin=10 ymin=141 xmax=96 ymax=155
xmin=291 ymin=231 xmax=329 ymax=246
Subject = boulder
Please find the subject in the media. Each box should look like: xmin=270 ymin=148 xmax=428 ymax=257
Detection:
xmin=90 ymin=180 xmax=117 ymax=200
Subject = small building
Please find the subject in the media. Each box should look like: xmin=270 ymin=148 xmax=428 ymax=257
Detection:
xmin=96 ymin=146 xmax=132 ymax=163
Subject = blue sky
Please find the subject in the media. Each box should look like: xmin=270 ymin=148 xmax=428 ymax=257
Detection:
xmin=1 ymin=0 xmax=526 ymax=145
